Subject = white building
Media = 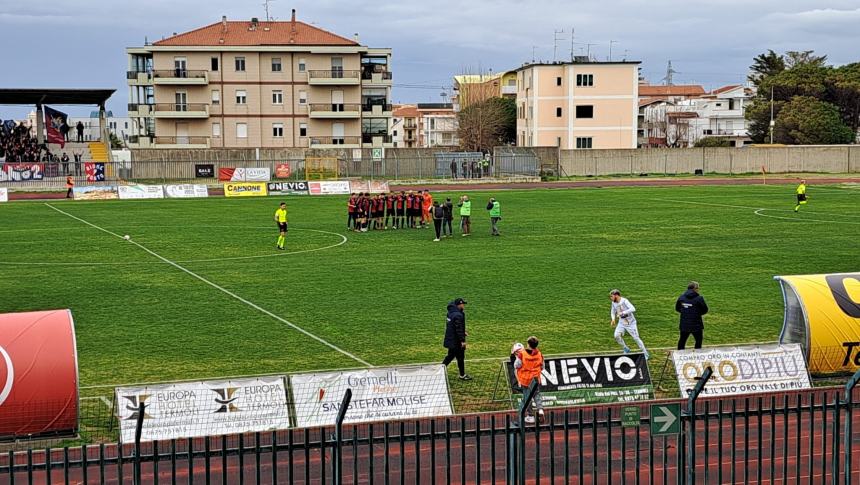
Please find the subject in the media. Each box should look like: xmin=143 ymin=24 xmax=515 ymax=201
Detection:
xmin=642 ymin=84 xmax=754 ymax=147
xmin=417 ymin=103 xmax=458 ymax=148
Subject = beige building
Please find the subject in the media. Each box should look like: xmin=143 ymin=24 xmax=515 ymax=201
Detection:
xmin=515 ymin=61 xmax=640 ymax=149
xmin=126 ymin=11 xmax=392 ymax=149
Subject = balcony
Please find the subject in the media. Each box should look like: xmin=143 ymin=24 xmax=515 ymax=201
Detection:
xmin=154 ymin=136 xmax=210 ymax=149
xmin=151 ymin=69 xmax=208 ymax=85
xmin=308 ymin=103 xmax=361 ymax=119
xmin=126 ymin=71 xmax=153 ymax=85
xmin=309 ymin=136 xmax=361 ymax=148
xmin=127 ymin=134 xmax=154 ymax=148
xmin=127 ymin=103 xmax=153 ymax=117
xmin=361 ymin=70 xmax=393 ymax=85
xmin=362 ymin=134 xmax=393 ymax=147
xmin=152 ymin=103 xmax=209 ymax=119
xmin=501 ymin=84 xmax=517 ymax=95
xmin=362 ymin=103 xmax=393 ymax=116
xmin=308 ymin=70 xmax=360 ymax=86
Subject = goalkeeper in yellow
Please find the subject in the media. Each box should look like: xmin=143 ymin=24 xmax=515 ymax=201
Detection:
xmin=274 ymin=202 xmax=288 ymax=250
xmin=794 ymin=180 xmax=808 ymax=212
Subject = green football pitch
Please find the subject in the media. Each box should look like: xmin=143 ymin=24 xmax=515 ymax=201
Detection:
xmin=1 ymin=183 xmax=857 ymax=409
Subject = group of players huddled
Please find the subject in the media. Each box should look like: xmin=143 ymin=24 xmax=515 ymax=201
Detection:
xmin=347 ymin=190 xmax=437 ymax=232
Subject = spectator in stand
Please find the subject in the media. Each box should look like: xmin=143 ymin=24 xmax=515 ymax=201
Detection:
xmin=462 ymin=160 xmax=469 ymax=180
xmin=76 ymin=121 xmax=85 ymax=142
xmin=60 ymin=120 xmax=70 ymax=142
xmin=73 ymin=151 xmax=82 ymax=176
xmin=450 ymin=159 xmax=458 ymax=179
xmin=61 ymin=152 xmax=70 ymax=175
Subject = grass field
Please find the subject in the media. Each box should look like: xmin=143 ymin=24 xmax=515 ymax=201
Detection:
xmin=1 ymin=183 xmax=858 ymax=417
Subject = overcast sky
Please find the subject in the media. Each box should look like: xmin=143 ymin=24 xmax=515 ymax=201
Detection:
xmin=2 ymin=0 xmax=859 ymax=118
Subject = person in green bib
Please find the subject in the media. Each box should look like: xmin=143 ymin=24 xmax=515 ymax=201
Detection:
xmin=487 ymin=197 xmax=501 ymax=236
xmin=457 ymin=195 xmax=472 ymax=236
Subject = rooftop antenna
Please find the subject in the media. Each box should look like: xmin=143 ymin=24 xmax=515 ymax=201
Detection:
xmin=661 ymin=60 xmax=677 ymax=85
xmin=531 ymin=45 xmax=538 ymax=62
xmin=262 ymin=0 xmax=277 ymax=21
xmin=553 ymin=29 xmax=565 ymax=62
xmin=609 ymin=40 xmax=618 ymax=62
xmin=570 ymin=27 xmax=575 ymax=61
xmin=585 ymin=43 xmax=597 ymax=61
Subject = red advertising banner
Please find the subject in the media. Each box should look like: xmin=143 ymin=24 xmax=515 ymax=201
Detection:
xmin=218 ymin=167 xmax=237 ymax=181
xmin=0 ymin=310 xmax=79 ymax=438
xmin=275 ymin=163 xmax=292 ymax=179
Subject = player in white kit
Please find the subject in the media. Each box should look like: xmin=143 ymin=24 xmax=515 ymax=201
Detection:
xmin=609 ymin=289 xmax=650 ymax=360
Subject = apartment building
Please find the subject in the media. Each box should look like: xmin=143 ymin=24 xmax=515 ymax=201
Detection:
xmin=126 ymin=11 xmax=393 ymax=150
xmin=391 ymin=105 xmax=419 ymax=148
xmin=417 ymin=103 xmax=458 ymax=148
xmin=452 ymin=71 xmax=517 ymax=111
xmin=515 ymin=60 xmax=640 ymax=149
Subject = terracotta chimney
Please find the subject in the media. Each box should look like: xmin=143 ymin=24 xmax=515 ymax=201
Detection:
xmin=291 ymin=9 xmax=296 ymax=33
xmin=221 ymin=15 xmax=227 ymax=33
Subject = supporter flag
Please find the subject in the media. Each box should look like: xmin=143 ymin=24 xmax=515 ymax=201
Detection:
xmin=44 ymin=107 xmax=68 ymax=148
xmin=2 ymin=120 xmax=15 ymax=136
xmin=85 ymin=162 xmax=105 ymax=182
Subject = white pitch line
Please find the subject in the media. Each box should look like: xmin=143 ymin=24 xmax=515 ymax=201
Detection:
xmin=652 ymin=197 xmax=860 ymax=219
xmin=45 ymin=203 xmax=372 ymax=368
xmin=754 ymin=209 xmax=860 ymax=225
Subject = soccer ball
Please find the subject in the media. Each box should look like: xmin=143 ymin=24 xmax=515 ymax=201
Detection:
xmin=123 ymin=235 xmax=130 ymax=240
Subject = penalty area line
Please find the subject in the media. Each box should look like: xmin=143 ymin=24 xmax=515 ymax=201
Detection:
xmin=44 ymin=203 xmax=372 ymax=368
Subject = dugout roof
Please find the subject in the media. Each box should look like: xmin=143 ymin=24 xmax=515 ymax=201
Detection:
xmin=0 ymin=89 xmax=115 ymax=106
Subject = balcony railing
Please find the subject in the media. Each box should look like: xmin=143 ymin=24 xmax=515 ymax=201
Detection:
xmin=152 ymin=69 xmax=208 ymax=80
xmin=154 ymin=136 xmax=209 ymax=146
xmin=153 ymin=103 xmax=208 ymax=112
xmin=308 ymin=103 xmax=361 ymax=113
xmin=308 ymin=70 xmax=360 ymax=80
xmin=309 ymin=136 xmax=362 ymax=146
xmin=362 ymin=134 xmax=393 ymax=144
xmin=362 ymin=103 xmax=392 ymax=112
xmin=361 ymin=70 xmax=393 ymax=80
xmin=126 ymin=70 xmax=151 ymax=80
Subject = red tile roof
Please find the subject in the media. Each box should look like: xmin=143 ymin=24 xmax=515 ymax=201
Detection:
xmin=153 ymin=19 xmax=359 ymax=46
xmin=393 ymin=105 xmax=418 ymax=117
xmin=638 ymin=97 xmax=662 ymax=108
xmin=638 ymin=84 xmax=706 ymax=97
xmin=711 ymin=84 xmax=742 ymax=95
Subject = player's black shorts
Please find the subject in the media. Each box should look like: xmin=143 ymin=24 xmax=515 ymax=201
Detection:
xmin=278 ymin=222 xmax=288 ymax=231
xmin=797 ymin=194 xmax=807 ymax=202
xmin=397 ymin=208 xmax=405 ymax=217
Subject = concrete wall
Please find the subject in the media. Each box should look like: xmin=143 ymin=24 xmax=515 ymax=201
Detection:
xmin=559 ymin=146 xmax=858 ymax=176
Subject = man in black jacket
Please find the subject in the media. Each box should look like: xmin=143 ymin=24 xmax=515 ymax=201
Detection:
xmin=675 ymin=281 xmax=709 ymax=350
xmin=442 ymin=298 xmax=472 ymax=380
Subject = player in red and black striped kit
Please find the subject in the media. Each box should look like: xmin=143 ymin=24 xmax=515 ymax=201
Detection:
xmin=347 ymin=193 xmax=357 ymax=230
xmin=384 ymin=193 xmax=395 ymax=229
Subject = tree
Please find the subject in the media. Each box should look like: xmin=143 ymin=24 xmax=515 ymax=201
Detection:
xmin=784 ymin=50 xmax=828 ymax=69
xmin=694 ymin=137 xmax=733 ymax=147
xmin=773 ymin=96 xmax=854 ymax=145
xmin=748 ymin=50 xmax=785 ymax=86
xmin=457 ymin=99 xmax=511 ymax=151
xmin=825 ymin=62 xmax=860 ymax=133
xmin=486 ymin=96 xmax=516 ymax=145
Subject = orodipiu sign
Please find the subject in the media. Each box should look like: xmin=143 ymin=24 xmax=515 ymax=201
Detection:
xmin=776 ymin=272 xmax=860 ymax=374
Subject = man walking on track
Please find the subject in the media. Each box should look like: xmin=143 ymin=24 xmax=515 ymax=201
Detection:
xmin=610 ymin=289 xmax=649 ymax=359
xmin=458 ymin=195 xmax=472 ymax=236
xmin=274 ymin=202 xmax=288 ymax=250
xmin=676 ymin=281 xmax=709 ymax=349
xmin=487 ymin=197 xmax=502 ymax=236
xmin=513 ymin=336 xmax=545 ymax=424
xmin=795 ymin=179 xmax=808 ymax=212
xmin=442 ymin=298 xmax=472 ymax=380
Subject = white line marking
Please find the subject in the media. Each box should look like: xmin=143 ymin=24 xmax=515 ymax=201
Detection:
xmin=0 ymin=226 xmax=348 ymax=266
xmin=754 ymin=209 xmax=860 ymax=225
xmin=651 ymin=198 xmax=860 ymax=218
xmin=45 ymin=203 xmax=372 ymax=367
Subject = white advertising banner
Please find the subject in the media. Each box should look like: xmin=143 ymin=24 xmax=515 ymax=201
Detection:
xmin=290 ymin=365 xmax=453 ymax=428
xmin=164 ymin=184 xmax=209 ymax=198
xmin=116 ymin=376 xmax=291 ymax=443
xmin=117 ymin=184 xmax=165 ymax=200
xmin=0 ymin=187 xmax=7 ymax=202
xmin=245 ymin=167 xmax=271 ymax=182
xmin=308 ymin=180 xmax=351 ymax=195
xmin=672 ymin=344 xmax=811 ymax=398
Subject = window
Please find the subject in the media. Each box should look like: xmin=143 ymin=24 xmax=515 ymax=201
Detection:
xmin=556 ymin=77 xmax=562 ymax=86
xmin=556 ymin=107 xmax=562 ymax=117
xmin=298 ymin=58 xmax=306 ymax=72
xmin=576 ymin=105 xmax=594 ymax=118
xmin=211 ymin=90 xmax=220 ymax=105
xmin=236 ymin=123 xmax=247 ymax=138
xmin=212 ymin=122 xmax=221 ymax=138
xmin=299 ymin=122 xmax=307 ymax=137
xmin=576 ymin=137 xmax=593 ymax=149
xmin=576 ymin=74 xmax=594 ymax=87
xmin=235 ymin=90 xmax=247 ymax=105
xmin=272 ymin=123 xmax=284 ymax=138
xmin=393 ymin=130 xmax=398 ymax=137
xmin=272 ymin=90 xmax=283 ymax=105
xmin=557 ymin=136 xmax=562 ymax=146
xmin=728 ymin=99 xmax=736 ymax=110
xmin=235 ymin=56 xmax=245 ymax=72
xmin=271 ymin=57 xmax=282 ymax=72
xmin=298 ymin=90 xmax=307 ymax=105
xmin=211 ymin=57 xmax=219 ymax=71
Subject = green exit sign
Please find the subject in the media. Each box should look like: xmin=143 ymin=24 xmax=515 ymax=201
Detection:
xmin=621 ymin=406 xmax=640 ymax=427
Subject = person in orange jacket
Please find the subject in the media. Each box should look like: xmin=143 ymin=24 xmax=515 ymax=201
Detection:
xmin=513 ymin=336 xmax=545 ymax=424
xmin=65 ymin=176 xmax=75 ymax=198
xmin=422 ymin=190 xmax=433 ymax=227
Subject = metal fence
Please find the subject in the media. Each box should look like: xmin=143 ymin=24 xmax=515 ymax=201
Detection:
xmin=0 ymin=156 xmax=542 ymax=190
xmin=2 ymin=374 xmax=859 ymax=484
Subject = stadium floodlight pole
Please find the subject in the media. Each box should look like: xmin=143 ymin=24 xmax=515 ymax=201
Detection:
xmin=685 ymin=366 xmax=713 ymax=485
xmin=333 ymin=388 xmax=353 ymax=485
xmin=843 ymin=368 xmax=860 ymax=483
xmin=133 ymin=401 xmax=146 ymax=485
xmin=517 ymin=378 xmax=540 ymax=485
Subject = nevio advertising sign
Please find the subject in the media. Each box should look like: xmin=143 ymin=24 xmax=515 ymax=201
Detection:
xmin=223 ymin=182 xmax=268 ymax=197
xmin=289 ymin=365 xmax=453 ymax=428
xmin=505 ymin=354 xmax=653 ymax=407
xmin=115 ymin=376 xmax=291 ymax=443
xmin=268 ymin=181 xmax=309 ymax=195
xmin=117 ymin=184 xmax=165 ymax=200
xmin=672 ymin=344 xmax=811 ymax=398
